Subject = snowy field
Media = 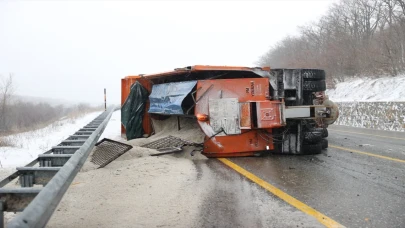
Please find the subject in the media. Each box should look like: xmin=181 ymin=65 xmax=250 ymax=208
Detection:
xmin=327 ymin=74 xmax=405 ymax=102
xmin=99 ymin=110 xmax=122 ymax=141
xmin=0 ymin=111 xmax=102 ymax=170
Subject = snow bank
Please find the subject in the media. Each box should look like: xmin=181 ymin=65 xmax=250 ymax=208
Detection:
xmin=326 ymin=75 xmax=405 ymax=102
xmin=99 ymin=110 xmax=122 ymax=141
xmin=325 ymin=75 xmax=405 ymax=131
xmin=334 ymin=102 xmax=405 ymax=132
xmin=0 ymin=111 xmax=102 ymax=169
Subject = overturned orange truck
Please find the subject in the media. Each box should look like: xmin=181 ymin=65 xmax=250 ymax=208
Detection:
xmin=121 ymin=65 xmax=339 ymax=157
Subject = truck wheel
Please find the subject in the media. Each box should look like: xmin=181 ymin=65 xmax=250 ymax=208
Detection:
xmin=302 ymin=143 xmax=322 ymax=154
xmin=302 ymin=92 xmax=313 ymax=105
xmin=321 ymin=139 xmax=328 ymax=149
xmin=301 ymin=69 xmax=325 ymax=80
xmin=303 ymin=130 xmax=322 ymax=144
xmin=303 ymin=80 xmax=326 ymax=92
xmin=321 ymin=128 xmax=328 ymax=138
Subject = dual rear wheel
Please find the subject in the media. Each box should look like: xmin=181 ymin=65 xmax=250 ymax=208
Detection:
xmin=302 ymin=127 xmax=328 ymax=154
xmin=301 ymin=69 xmax=328 ymax=154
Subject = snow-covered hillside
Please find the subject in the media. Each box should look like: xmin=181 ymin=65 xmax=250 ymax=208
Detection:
xmin=325 ymin=75 xmax=405 ymax=132
xmin=326 ymin=75 xmax=405 ymax=102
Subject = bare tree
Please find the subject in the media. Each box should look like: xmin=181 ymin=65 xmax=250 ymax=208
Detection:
xmin=0 ymin=74 xmax=15 ymax=131
xmin=258 ymin=0 xmax=405 ymax=84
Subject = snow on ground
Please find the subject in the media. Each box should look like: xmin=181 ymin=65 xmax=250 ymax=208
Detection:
xmin=325 ymin=75 xmax=405 ymax=131
xmin=326 ymin=74 xmax=405 ymax=102
xmin=99 ymin=110 xmax=122 ymax=141
xmin=0 ymin=111 xmax=102 ymax=170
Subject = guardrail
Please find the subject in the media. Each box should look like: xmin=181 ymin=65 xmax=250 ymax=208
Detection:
xmin=0 ymin=107 xmax=115 ymax=228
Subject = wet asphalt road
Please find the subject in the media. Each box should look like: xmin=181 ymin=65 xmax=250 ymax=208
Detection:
xmin=204 ymin=125 xmax=405 ymax=228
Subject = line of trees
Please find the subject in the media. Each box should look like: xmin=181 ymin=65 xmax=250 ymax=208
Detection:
xmin=258 ymin=0 xmax=405 ymax=86
xmin=0 ymin=75 xmax=14 ymax=132
xmin=0 ymin=75 xmax=103 ymax=135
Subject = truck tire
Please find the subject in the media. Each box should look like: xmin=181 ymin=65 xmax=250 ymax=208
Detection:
xmin=303 ymin=80 xmax=326 ymax=92
xmin=321 ymin=128 xmax=328 ymax=138
xmin=302 ymin=143 xmax=323 ymax=154
xmin=302 ymin=69 xmax=325 ymax=80
xmin=321 ymin=139 xmax=328 ymax=149
xmin=303 ymin=92 xmax=314 ymax=105
xmin=303 ymin=130 xmax=322 ymax=144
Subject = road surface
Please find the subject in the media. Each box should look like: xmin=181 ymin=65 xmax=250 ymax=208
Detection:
xmin=212 ymin=124 xmax=405 ymax=228
xmin=48 ymin=124 xmax=405 ymax=228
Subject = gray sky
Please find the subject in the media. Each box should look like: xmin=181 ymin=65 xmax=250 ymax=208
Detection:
xmin=0 ymin=0 xmax=336 ymax=106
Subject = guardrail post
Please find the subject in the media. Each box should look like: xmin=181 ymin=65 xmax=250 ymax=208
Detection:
xmin=0 ymin=108 xmax=115 ymax=228
xmin=0 ymin=201 xmax=4 ymax=228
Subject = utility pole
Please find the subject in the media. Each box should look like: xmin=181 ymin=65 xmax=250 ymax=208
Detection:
xmin=104 ymin=88 xmax=107 ymax=111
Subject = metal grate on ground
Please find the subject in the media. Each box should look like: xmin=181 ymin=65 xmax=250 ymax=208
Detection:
xmin=90 ymin=138 xmax=133 ymax=168
xmin=140 ymin=135 xmax=199 ymax=150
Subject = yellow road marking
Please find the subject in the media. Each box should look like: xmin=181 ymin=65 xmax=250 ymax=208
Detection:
xmin=218 ymin=158 xmax=345 ymax=228
xmin=71 ymin=182 xmax=83 ymax=186
xmin=329 ymin=129 xmax=405 ymax=141
xmin=329 ymin=145 xmax=405 ymax=163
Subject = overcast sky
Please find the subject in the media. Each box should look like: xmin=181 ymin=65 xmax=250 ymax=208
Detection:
xmin=0 ymin=0 xmax=336 ymax=106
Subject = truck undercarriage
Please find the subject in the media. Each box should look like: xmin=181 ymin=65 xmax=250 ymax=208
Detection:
xmin=121 ymin=66 xmax=339 ymax=157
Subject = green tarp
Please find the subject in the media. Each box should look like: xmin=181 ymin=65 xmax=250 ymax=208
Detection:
xmin=121 ymin=81 xmax=149 ymax=140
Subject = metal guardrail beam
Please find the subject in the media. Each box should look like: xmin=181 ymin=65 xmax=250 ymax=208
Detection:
xmin=3 ymin=108 xmax=115 ymax=228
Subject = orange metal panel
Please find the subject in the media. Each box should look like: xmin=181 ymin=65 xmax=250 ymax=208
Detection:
xmin=202 ymin=129 xmax=274 ymax=157
xmin=194 ymin=78 xmax=270 ymax=117
xmin=138 ymin=78 xmax=153 ymax=136
xmin=194 ymin=78 xmax=274 ymax=157
xmin=256 ymin=101 xmax=283 ymax=128
xmin=239 ymin=102 xmax=252 ymax=129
